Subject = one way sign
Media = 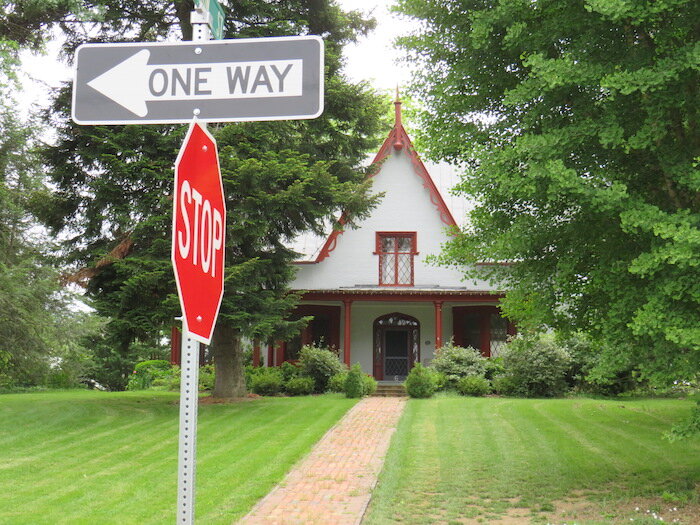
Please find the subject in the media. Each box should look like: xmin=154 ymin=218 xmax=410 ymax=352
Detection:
xmin=72 ymin=36 xmax=323 ymax=125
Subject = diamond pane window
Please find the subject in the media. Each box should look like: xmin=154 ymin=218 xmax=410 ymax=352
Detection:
xmin=377 ymin=233 xmax=417 ymax=286
xmin=490 ymin=313 xmax=508 ymax=357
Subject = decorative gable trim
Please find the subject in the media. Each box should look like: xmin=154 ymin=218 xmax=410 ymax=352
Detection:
xmin=304 ymin=99 xmax=459 ymax=264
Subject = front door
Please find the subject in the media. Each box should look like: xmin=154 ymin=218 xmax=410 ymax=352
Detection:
xmin=384 ymin=329 xmax=410 ymax=380
xmin=373 ymin=313 xmax=420 ymax=381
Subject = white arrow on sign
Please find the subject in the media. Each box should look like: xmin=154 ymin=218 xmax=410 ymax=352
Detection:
xmin=87 ymin=49 xmax=303 ymax=117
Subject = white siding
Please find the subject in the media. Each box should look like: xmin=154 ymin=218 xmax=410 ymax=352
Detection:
xmin=290 ymin=147 xmax=494 ymax=291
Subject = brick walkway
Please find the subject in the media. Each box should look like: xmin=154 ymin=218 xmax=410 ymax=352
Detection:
xmin=238 ymin=396 xmax=406 ymax=525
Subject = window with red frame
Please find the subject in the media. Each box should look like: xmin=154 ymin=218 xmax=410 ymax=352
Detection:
xmin=376 ymin=232 xmax=417 ymax=286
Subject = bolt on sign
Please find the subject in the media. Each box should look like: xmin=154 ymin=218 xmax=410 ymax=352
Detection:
xmin=172 ymin=120 xmax=226 ymax=344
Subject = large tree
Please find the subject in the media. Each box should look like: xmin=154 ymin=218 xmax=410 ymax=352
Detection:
xmin=0 ymin=0 xmax=89 ymax=387
xmin=42 ymin=0 xmax=386 ymax=395
xmin=397 ymin=0 xmax=699 ymax=385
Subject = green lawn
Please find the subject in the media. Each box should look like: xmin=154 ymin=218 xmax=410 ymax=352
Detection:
xmin=365 ymin=396 xmax=700 ymax=524
xmin=0 ymin=390 xmax=356 ymax=525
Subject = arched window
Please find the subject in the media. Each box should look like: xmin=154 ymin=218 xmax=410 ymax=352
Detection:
xmin=373 ymin=313 xmax=420 ymax=380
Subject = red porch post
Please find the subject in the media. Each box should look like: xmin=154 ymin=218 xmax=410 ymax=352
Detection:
xmin=170 ymin=325 xmax=182 ymax=366
xmin=433 ymin=301 xmax=443 ymax=350
xmin=267 ymin=342 xmax=274 ymax=367
xmin=343 ymin=299 xmax=352 ymax=366
xmin=480 ymin=310 xmax=491 ymax=357
xmin=252 ymin=339 xmax=260 ymax=367
xmin=275 ymin=341 xmax=284 ymax=366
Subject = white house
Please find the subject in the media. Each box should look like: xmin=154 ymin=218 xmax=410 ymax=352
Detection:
xmin=255 ymin=98 xmax=513 ymax=380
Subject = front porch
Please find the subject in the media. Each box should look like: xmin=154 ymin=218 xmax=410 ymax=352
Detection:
xmin=256 ymin=289 xmax=515 ymax=379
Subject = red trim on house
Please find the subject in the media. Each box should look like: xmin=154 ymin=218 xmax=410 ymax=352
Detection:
xmin=375 ymin=232 xmax=418 ymax=286
xmin=343 ymin=299 xmax=352 ymax=366
xmin=267 ymin=342 xmax=274 ymax=367
xmin=170 ymin=325 xmax=182 ymax=366
xmin=288 ymin=304 xmax=341 ymax=351
xmin=275 ymin=341 xmax=284 ymax=367
xmin=300 ymin=290 xmax=504 ymax=303
xmin=434 ymin=301 xmax=443 ymax=349
xmin=373 ymin=312 xmax=420 ymax=380
xmin=452 ymin=305 xmax=513 ymax=357
xmin=252 ymin=340 xmax=260 ymax=367
xmin=297 ymin=98 xmax=458 ymax=265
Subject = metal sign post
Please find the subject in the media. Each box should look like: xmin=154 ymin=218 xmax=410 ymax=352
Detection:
xmin=176 ymin=9 xmax=213 ymax=525
xmin=176 ymin=331 xmax=200 ymax=524
xmin=70 ymin=4 xmax=324 ymax=524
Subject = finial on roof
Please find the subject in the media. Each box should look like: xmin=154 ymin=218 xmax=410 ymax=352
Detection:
xmin=393 ymin=85 xmax=405 ymax=150
xmin=394 ymin=85 xmax=403 ymax=128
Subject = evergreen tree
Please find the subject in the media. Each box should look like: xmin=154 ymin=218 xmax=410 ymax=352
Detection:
xmin=41 ymin=0 xmax=386 ymax=396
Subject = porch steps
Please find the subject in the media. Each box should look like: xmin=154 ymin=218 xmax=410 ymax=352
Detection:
xmin=372 ymin=383 xmax=407 ymax=397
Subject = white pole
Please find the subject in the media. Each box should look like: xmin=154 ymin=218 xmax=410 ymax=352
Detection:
xmin=176 ymin=329 xmax=201 ymax=525
xmin=175 ymin=11 xmax=211 ymax=525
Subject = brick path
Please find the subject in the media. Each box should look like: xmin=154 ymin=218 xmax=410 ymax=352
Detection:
xmin=238 ymin=396 xmax=406 ymax=525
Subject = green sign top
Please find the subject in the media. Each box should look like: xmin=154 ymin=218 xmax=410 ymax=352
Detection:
xmin=195 ymin=0 xmax=226 ymax=40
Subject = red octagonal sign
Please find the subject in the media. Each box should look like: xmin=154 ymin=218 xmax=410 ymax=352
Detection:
xmin=172 ymin=120 xmax=226 ymax=344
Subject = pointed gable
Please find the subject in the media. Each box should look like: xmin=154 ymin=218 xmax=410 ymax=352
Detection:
xmin=310 ymin=95 xmax=458 ymax=264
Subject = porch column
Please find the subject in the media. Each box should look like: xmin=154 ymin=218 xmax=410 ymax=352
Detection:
xmin=170 ymin=325 xmax=182 ymax=366
xmin=343 ymin=299 xmax=352 ymax=366
xmin=267 ymin=342 xmax=274 ymax=367
xmin=252 ymin=339 xmax=260 ymax=367
xmin=434 ymin=301 xmax=444 ymax=350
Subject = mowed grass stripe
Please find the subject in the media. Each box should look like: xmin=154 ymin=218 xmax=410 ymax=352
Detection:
xmin=0 ymin=391 xmax=356 ymax=525
xmin=364 ymin=396 xmax=700 ymax=524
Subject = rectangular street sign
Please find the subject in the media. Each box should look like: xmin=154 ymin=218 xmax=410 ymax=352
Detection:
xmin=72 ymin=36 xmax=324 ymax=125
xmin=195 ymin=0 xmax=226 ymax=39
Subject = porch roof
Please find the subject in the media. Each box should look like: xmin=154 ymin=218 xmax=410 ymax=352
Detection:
xmin=299 ymin=287 xmax=504 ymax=302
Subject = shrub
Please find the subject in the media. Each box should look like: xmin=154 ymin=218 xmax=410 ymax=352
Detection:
xmin=127 ymin=360 xmax=172 ymax=390
xmin=492 ymin=374 xmax=517 ymax=396
xmin=284 ymin=376 xmax=315 ymax=396
xmin=250 ymin=368 xmax=284 ymax=396
xmin=431 ymin=342 xmax=487 ymax=388
xmin=431 ymin=370 xmax=448 ymax=391
xmin=280 ymin=361 xmax=302 ymax=383
xmin=328 ymin=372 xmax=348 ymax=393
xmin=457 ymin=375 xmax=492 ymax=397
xmin=198 ymin=364 xmax=215 ymax=391
xmin=404 ymin=363 xmax=437 ymax=398
xmin=500 ymin=334 xmax=572 ymax=397
xmin=485 ymin=357 xmax=505 ymax=380
xmin=344 ymin=363 xmax=365 ymax=398
xmin=298 ymin=344 xmax=346 ymax=393
xmin=363 ymin=374 xmax=377 ymax=396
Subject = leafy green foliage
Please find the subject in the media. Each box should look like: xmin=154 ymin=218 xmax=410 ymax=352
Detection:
xmin=430 ymin=342 xmax=487 ymax=389
xmin=126 ymin=359 xmax=170 ymax=390
xmin=398 ymin=0 xmax=700 ymax=390
xmin=328 ymin=371 xmax=348 ymax=393
xmin=250 ymin=367 xmax=284 ymax=396
xmin=363 ymin=373 xmax=378 ymax=396
xmin=344 ymin=363 xmax=364 ymax=398
xmin=500 ymin=335 xmax=572 ymax=398
xmin=298 ymin=344 xmax=347 ymax=393
xmin=404 ymin=363 xmax=437 ymax=398
xmin=456 ymin=375 xmax=492 ymax=397
xmin=284 ymin=376 xmax=315 ymax=396
xmin=40 ymin=0 xmax=387 ymax=396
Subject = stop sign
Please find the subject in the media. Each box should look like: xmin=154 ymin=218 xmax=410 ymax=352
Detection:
xmin=172 ymin=120 xmax=226 ymax=344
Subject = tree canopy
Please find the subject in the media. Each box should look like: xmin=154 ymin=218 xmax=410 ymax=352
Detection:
xmin=40 ymin=0 xmax=387 ymax=394
xmin=397 ymin=0 xmax=699 ymax=385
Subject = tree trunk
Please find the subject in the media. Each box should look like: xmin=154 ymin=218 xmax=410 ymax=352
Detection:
xmin=211 ymin=323 xmax=247 ymax=398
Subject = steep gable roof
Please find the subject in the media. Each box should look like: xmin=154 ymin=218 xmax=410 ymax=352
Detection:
xmin=299 ymin=95 xmax=459 ymax=264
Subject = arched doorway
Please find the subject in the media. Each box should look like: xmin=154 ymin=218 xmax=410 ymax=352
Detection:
xmin=373 ymin=313 xmax=420 ymax=381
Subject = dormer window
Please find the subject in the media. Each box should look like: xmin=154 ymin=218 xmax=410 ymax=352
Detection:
xmin=376 ymin=232 xmax=417 ymax=286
